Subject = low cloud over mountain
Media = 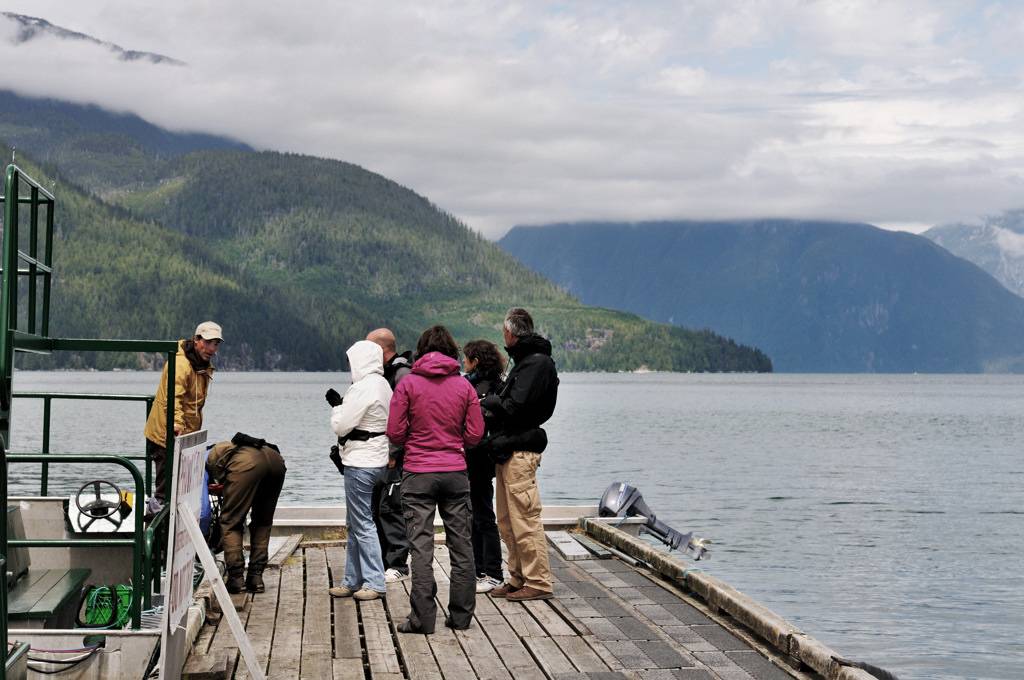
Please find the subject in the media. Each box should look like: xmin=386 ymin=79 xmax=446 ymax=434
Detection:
xmin=925 ymin=210 xmax=1024 ymax=299
xmin=2 ymin=12 xmax=184 ymax=66
xmin=3 ymin=3 xmax=1024 ymax=238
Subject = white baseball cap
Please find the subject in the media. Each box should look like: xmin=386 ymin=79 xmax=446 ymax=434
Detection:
xmin=194 ymin=321 xmax=224 ymax=341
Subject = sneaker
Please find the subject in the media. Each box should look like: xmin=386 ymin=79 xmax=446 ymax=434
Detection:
xmin=476 ymin=576 xmax=502 ymax=593
xmin=329 ymin=585 xmax=354 ymax=598
xmin=385 ymin=568 xmax=408 ymax=583
xmin=353 ymin=588 xmax=381 ymax=601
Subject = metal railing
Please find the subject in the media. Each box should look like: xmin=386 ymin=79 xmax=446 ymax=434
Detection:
xmin=1 ymin=165 xmax=55 ymax=452
xmin=11 ymin=392 xmax=156 ymax=496
xmin=6 ymin=454 xmax=147 ymax=627
xmin=2 ymin=165 xmax=181 ymax=662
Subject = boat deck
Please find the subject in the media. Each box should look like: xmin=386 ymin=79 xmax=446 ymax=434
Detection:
xmin=186 ymin=540 xmax=805 ymax=680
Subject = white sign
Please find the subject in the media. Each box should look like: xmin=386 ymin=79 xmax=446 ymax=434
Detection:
xmin=159 ymin=431 xmax=265 ymax=680
xmin=166 ymin=430 xmax=208 ymax=628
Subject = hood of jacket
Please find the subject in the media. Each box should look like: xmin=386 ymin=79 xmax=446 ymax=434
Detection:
xmin=182 ymin=338 xmax=212 ymax=372
xmin=347 ymin=340 xmax=384 ymax=382
xmin=412 ymin=352 xmax=461 ymax=377
xmin=507 ymin=333 xmax=553 ymax=363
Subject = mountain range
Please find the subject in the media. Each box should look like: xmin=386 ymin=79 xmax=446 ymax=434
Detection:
xmin=0 ymin=90 xmax=770 ymax=372
xmin=499 ymin=220 xmax=1024 ymax=372
xmin=924 ymin=210 xmax=1024 ymax=299
xmin=1 ymin=12 xmax=184 ymax=65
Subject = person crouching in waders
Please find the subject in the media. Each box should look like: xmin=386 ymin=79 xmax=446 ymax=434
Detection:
xmin=207 ymin=433 xmax=287 ymax=593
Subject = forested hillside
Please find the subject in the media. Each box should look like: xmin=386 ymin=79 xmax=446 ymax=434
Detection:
xmin=500 ymin=220 xmax=1024 ymax=372
xmin=0 ymin=93 xmax=770 ymax=372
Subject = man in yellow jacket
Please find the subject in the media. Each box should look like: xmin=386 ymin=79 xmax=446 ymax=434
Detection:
xmin=143 ymin=321 xmax=223 ymax=510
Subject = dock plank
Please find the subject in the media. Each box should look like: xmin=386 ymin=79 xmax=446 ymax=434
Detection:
xmin=185 ymin=534 xmax=817 ymax=680
xmin=333 ymin=658 xmax=365 ymax=680
xmin=426 ymin=629 xmax=476 ymax=680
xmin=390 ymin=579 xmax=443 ymax=680
xmin=203 ymin=580 xmax=253 ymax=679
xmin=267 ymin=555 xmax=304 ymax=679
xmin=236 ymin=567 xmax=282 ymax=680
xmin=269 ymin=533 xmax=304 ymax=568
xmin=301 ymin=547 xmax=335 ymax=680
xmin=493 ymin=595 xmax=548 ymax=637
xmin=572 ymin=533 xmax=613 ymax=559
xmin=326 ymin=545 xmax=363 ymax=661
xmin=552 ymin=634 xmax=611 ymax=673
xmin=523 ymin=599 xmax=577 ymax=637
xmin=363 ymin=598 xmax=403 ymax=678
xmin=547 ymin=531 xmax=593 ymax=561
xmin=523 ymin=636 xmax=577 ymax=676
xmin=303 ymin=547 xmax=333 ymax=648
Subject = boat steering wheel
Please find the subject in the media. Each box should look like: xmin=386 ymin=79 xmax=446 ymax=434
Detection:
xmin=75 ymin=479 xmax=125 ymax=532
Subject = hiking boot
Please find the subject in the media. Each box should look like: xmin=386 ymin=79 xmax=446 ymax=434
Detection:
xmin=245 ymin=570 xmax=265 ymax=593
xmin=489 ymin=583 xmax=521 ymax=598
xmin=329 ymin=585 xmax=355 ymax=598
xmin=506 ymin=586 xmax=553 ymax=602
xmin=353 ymin=588 xmax=382 ymax=601
xmin=225 ymin=573 xmax=245 ymax=594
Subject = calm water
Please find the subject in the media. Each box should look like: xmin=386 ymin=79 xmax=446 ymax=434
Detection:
xmin=7 ymin=371 xmax=1023 ymax=680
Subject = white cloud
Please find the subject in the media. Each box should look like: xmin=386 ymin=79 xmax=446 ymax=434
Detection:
xmin=0 ymin=1 xmax=1022 ymax=239
xmin=995 ymin=226 xmax=1024 ymax=257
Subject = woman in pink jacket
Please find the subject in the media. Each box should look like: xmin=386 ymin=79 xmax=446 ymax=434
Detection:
xmin=387 ymin=325 xmax=484 ymax=634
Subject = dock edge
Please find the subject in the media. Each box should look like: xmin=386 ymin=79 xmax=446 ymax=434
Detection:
xmin=580 ymin=518 xmax=877 ymax=680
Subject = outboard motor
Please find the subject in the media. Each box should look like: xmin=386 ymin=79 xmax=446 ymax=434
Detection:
xmin=599 ymin=482 xmax=710 ymax=560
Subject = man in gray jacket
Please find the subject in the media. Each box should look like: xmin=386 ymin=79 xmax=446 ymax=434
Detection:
xmin=367 ymin=328 xmax=413 ymax=582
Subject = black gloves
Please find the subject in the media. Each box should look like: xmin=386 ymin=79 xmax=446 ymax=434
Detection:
xmin=325 ymin=388 xmax=343 ymax=407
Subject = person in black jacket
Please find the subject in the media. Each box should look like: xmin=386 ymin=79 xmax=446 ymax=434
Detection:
xmin=480 ymin=308 xmax=559 ymax=602
xmin=462 ymin=339 xmax=506 ymax=593
xmin=366 ymin=328 xmax=413 ymax=582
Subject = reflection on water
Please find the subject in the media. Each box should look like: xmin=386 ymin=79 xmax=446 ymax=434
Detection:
xmin=8 ymin=370 xmax=1024 ymax=680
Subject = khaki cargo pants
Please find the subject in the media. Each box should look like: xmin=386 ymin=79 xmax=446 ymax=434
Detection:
xmin=495 ymin=451 xmax=551 ymax=593
xmin=219 ymin=446 xmax=287 ymax=577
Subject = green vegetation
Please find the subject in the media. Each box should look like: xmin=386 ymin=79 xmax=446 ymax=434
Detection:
xmin=0 ymin=94 xmax=770 ymax=372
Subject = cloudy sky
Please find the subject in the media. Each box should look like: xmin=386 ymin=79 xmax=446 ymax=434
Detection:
xmin=2 ymin=1 xmax=1023 ymax=238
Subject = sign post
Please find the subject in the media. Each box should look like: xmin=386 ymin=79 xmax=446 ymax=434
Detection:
xmin=159 ymin=431 xmax=265 ymax=680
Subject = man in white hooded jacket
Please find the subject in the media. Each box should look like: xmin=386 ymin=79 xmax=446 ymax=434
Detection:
xmin=325 ymin=340 xmax=393 ymax=600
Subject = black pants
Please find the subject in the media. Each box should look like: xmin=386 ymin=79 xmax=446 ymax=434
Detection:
xmin=469 ymin=470 xmax=502 ymax=581
xmin=401 ymin=471 xmax=475 ymax=633
xmin=147 ymin=439 xmax=168 ymax=501
xmin=372 ymin=465 xmax=410 ymax=573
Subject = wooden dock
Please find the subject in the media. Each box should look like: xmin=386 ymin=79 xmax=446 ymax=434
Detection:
xmin=185 ymin=539 xmax=809 ymax=680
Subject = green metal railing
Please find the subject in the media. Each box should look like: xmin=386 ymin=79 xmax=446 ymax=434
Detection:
xmin=13 ymin=392 xmax=155 ymax=495
xmin=6 ymin=454 xmax=146 ymax=627
xmin=0 ymin=165 xmax=55 ymax=450
xmin=1 ymin=165 xmax=181 ymax=660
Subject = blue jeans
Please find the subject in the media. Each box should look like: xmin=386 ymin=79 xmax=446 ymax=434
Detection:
xmin=344 ymin=466 xmax=386 ymax=593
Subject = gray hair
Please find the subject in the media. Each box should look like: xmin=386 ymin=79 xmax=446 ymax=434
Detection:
xmin=503 ymin=307 xmax=534 ymax=337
